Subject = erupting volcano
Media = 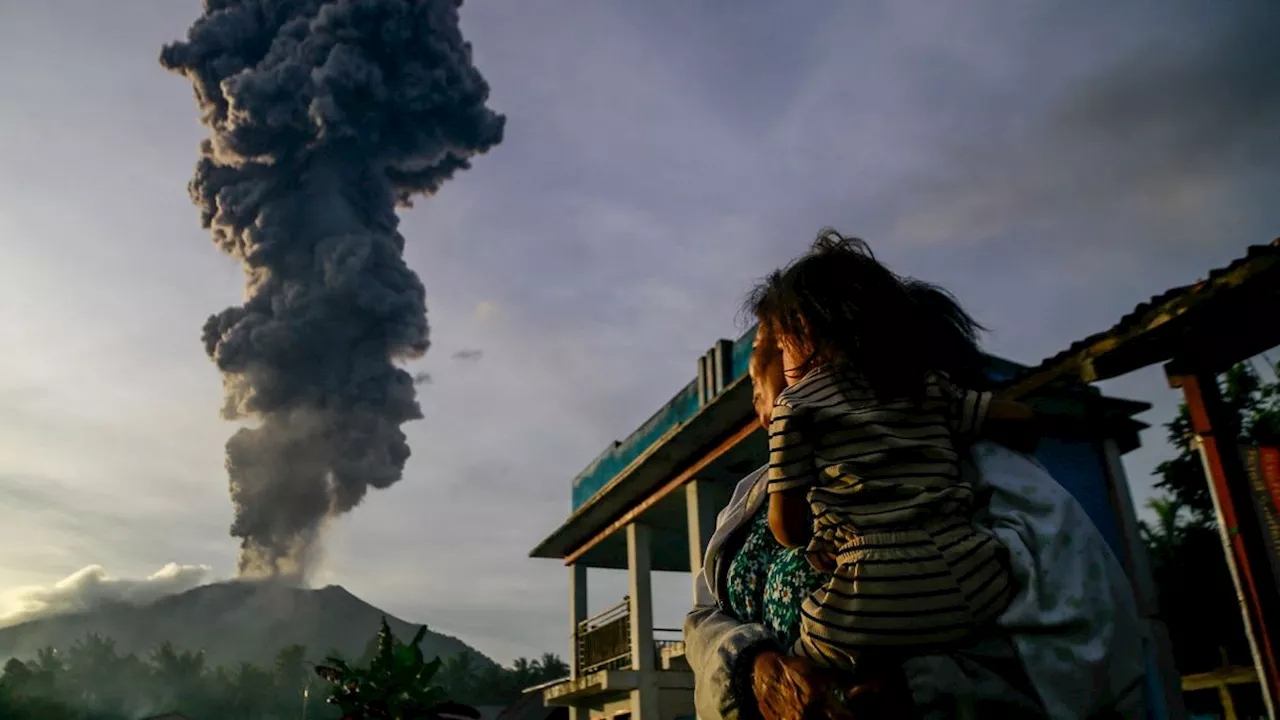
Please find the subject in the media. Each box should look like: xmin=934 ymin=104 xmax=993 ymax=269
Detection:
xmin=160 ymin=0 xmax=504 ymax=580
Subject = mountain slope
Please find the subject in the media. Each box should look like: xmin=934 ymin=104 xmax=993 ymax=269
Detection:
xmin=0 ymin=581 xmax=492 ymax=668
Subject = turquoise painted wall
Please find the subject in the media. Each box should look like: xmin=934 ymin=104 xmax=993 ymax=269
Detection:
xmin=571 ymin=380 xmax=701 ymax=510
xmin=570 ymin=328 xmax=755 ymax=510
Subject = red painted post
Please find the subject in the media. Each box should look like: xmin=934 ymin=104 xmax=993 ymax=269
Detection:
xmin=1168 ymin=368 xmax=1280 ymax=717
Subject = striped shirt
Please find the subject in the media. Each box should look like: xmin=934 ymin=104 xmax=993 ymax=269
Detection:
xmin=767 ymin=366 xmax=992 ymax=539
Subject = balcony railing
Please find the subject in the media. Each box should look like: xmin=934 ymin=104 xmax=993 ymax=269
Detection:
xmin=577 ymin=599 xmax=632 ymax=675
xmin=654 ymin=628 xmax=684 ymax=657
xmin=575 ymin=598 xmax=686 ymax=675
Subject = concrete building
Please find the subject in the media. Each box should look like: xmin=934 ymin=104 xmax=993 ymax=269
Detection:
xmin=528 ymin=325 xmax=1176 ymax=720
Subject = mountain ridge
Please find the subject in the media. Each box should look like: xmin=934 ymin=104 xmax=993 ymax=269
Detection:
xmin=0 ymin=581 xmax=494 ymax=669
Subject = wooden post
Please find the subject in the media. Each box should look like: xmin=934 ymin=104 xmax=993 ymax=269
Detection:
xmin=1167 ymin=366 xmax=1280 ymax=717
xmin=1181 ymin=649 xmax=1262 ymax=720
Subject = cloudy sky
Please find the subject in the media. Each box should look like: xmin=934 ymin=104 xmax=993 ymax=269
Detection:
xmin=1 ymin=1 xmax=1277 ymax=664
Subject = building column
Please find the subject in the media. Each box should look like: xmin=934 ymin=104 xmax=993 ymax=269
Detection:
xmin=568 ymin=564 xmax=588 ymax=720
xmin=686 ymin=479 xmax=719 ymax=601
xmin=628 ymin=522 xmax=659 ymax=720
xmin=569 ymin=563 xmax=588 ymax=679
xmin=1099 ymin=438 xmax=1187 ymax=720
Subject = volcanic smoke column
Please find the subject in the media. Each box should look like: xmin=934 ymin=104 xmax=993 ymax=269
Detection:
xmin=160 ymin=0 xmax=504 ymax=579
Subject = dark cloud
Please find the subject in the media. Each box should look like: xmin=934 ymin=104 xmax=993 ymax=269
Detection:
xmin=893 ymin=2 xmax=1280 ymax=252
xmin=160 ymin=0 xmax=504 ymax=580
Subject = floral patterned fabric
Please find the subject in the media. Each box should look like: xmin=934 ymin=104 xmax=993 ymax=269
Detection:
xmin=724 ymin=506 xmax=827 ymax=648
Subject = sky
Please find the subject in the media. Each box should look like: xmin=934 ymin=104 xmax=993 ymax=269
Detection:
xmin=0 ymin=1 xmax=1278 ymax=665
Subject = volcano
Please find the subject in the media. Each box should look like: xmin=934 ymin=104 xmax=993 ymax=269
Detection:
xmin=0 ymin=581 xmax=491 ymax=668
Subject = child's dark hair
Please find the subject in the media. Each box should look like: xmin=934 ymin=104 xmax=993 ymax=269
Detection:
xmin=744 ymin=228 xmax=988 ymax=398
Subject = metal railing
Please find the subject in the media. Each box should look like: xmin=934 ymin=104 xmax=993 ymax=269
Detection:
xmin=577 ymin=599 xmax=632 ymax=675
xmin=575 ymin=600 xmax=688 ymax=676
xmin=654 ymin=627 xmax=684 ymax=657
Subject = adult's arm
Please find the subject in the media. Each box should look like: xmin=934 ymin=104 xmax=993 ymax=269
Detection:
xmin=684 ymin=566 xmax=781 ymax=720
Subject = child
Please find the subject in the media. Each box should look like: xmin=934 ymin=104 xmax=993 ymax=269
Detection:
xmin=747 ymin=229 xmax=1033 ymax=672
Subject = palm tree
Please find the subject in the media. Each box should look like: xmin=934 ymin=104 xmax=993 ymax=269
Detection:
xmin=148 ymin=641 xmax=207 ymax=712
xmin=537 ymin=653 xmax=568 ymax=680
xmin=65 ymin=634 xmax=123 ymax=710
xmin=1138 ymin=497 xmax=1189 ymax=570
xmin=437 ymin=652 xmax=476 ymax=701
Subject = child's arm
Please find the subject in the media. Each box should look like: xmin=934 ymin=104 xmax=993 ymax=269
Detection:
xmin=988 ymin=398 xmax=1035 ymax=422
xmin=766 ymin=401 xmax=816 ymax=550
xmin=935 ymin=373 xmax=1037 ymax=448
xmin=769 ymin=489 xmax=812 ymax=550
xmin=983 ymin=398 xmax=1040 ymax=453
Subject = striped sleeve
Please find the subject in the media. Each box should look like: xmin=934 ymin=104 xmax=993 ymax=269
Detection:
xmin=957 ymin=384 xmax=993 ymax=440
xmin=944 ymin=378 xmax=992 ymax=444
xmin=767 ymin=401 xmax=816 ymax=493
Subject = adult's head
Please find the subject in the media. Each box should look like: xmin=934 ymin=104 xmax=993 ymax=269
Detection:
xmin=744 ymin=228 xmax=988 ymax=397
xmin=749 ymin=323 xmax=786 ymax=431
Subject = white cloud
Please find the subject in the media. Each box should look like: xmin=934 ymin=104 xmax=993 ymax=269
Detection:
xmin=0 ymin=563 xmax=215 ymax=628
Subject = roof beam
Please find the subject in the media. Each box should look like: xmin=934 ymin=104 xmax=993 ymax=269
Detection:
xmin=563 ymin=421 xmax=759 ymax=566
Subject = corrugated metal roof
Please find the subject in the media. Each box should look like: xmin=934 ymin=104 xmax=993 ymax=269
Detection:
xmin=1012 ymin=239 xmax=1280 ymax=393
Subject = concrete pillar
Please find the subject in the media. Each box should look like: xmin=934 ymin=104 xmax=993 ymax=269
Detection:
xmin=686 ymin=479 xmax=719 ymax=601
xmin=697 ymin=355 xmax=709 ymax=406
xmin=568 ymin=564 xmax=588 ymax=720
xmin=627 ymin=522 xmax=659 ymax=720
xmin=569 ymin=563 xmax=588 ymax=679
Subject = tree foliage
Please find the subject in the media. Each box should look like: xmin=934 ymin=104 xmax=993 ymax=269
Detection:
xmin=316 ymin=618 xmax=479 ymax=720
xmin=0 ymin=622 xmax=568 ymax=720
xmin=1141 ymin=359 xmax=1280 ymax=675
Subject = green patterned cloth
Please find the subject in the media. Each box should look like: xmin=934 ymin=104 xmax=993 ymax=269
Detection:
xmin=725 ymin=506 xmax=827 ymax=648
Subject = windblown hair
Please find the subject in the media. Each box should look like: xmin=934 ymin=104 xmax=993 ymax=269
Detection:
xmin=744 ymin=228 xmax=989 ymax=398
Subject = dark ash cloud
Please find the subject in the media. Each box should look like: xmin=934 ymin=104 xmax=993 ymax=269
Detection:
xmin=160 ymin=0 xmax=504 ymax=581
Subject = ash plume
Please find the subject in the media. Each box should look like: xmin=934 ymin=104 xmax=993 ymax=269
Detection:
xmin=160 ymin=0 xmax=504 ymax=580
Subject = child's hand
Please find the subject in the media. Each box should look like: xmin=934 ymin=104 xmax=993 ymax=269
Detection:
xmin=806 ymin=549 xmax=837 ymax=574
xmin=752 ymin=652 xmax=855 ymax=720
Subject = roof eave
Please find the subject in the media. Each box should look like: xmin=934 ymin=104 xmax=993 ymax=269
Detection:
xmin=529 ymin=374 xmax=755 ymax=560
xmin=1011 ymin=240 xmax=1280 ymax=396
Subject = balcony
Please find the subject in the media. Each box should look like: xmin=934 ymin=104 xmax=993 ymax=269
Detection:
xmin=575 ymin=598 xmax=686 ymax=675
xmin=577 ymin=599 xmax=631 ymax=674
